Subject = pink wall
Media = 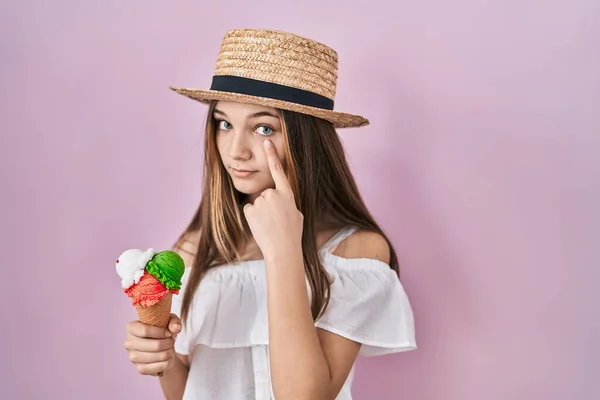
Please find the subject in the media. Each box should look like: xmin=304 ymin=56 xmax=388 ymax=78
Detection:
xmin=2 ymin=1 xmax=598 ymax=399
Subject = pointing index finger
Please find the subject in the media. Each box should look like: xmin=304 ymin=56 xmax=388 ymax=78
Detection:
xmin=263 ymin=139 xmax=291 ymax=192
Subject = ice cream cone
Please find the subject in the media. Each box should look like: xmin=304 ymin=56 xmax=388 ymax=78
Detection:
xmin=117 ymin=248 xmax=185 ymax=329
xmin=135 ymin=292 xmax=173 ymax=328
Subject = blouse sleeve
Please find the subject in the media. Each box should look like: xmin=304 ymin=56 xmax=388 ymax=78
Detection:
xmin=315 ymin=256 xmax=417 ymax=357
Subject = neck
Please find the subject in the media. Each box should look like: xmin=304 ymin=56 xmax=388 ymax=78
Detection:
xmin=247 ymin=193 xmax=260 ymax=204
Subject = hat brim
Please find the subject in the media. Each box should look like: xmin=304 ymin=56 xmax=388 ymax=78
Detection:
xmin=169 ymin=87 xmax=369 ymax=128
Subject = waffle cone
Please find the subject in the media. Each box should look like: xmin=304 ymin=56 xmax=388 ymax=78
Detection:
xmin=135 ymin=292 xmax=172 ymax=328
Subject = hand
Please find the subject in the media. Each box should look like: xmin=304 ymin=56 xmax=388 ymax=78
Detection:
xmin=124 ymin=314 xmax=182 ymax=376
xmin=243 ymin=139 xmax=303 ymax=260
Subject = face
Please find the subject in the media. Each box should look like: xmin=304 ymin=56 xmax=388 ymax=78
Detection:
xmin=214 ymin=101 xmax=287 ymax=201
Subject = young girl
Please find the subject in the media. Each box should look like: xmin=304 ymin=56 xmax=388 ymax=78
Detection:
xmin=123 ymin=28 xmax=416 ymax=400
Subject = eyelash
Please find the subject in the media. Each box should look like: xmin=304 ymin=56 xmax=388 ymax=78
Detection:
xmin=217 ymin=120 xmax=233 ymax=130
xmin=256 ymin=126 xmax=274 ymax=136
xmin=216 ymin=120 xmax=275 ymax=136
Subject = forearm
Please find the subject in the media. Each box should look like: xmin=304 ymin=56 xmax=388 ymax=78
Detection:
xmin=158 ymin=354 xmax=189 ymax=400
xmin=266 ymin=250 xmax=332 ymax=399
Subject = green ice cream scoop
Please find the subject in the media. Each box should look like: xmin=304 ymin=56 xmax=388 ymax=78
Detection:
xmin=145 ymin=250 xmax=185 ymax=290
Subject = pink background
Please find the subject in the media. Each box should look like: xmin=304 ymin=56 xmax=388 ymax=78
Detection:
xmin=2 ymin=1 xmax=598 ymax=399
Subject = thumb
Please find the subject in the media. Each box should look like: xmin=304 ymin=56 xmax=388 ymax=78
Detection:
xmin=168 ymin=314 xmax=182 ymax=335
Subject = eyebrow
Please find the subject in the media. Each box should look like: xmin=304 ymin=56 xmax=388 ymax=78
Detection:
xmin=213 ymin=109 xmax=279 ymax=120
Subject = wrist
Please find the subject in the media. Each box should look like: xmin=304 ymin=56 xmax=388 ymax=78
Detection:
xmin=264 ymin=246 xmax=303 ymax=265
xmin=159 ymin=354 xmax=186 ymax=378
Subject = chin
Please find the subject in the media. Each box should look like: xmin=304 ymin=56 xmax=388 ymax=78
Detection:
xmin=231 ymin=179 xmax=270 ymax=196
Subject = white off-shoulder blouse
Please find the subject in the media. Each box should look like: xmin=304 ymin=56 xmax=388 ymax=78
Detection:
xmin=171 ymin=227 xmax=416 ymax=399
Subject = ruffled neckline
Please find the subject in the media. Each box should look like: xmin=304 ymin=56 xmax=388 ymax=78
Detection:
xmin=199 ymin=250 xmax=394 ymax=275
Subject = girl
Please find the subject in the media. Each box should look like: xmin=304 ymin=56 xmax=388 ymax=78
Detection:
xmin=123 ymin=29 xmax=416 ymax=400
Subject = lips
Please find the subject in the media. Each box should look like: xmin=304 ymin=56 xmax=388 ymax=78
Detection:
xmin=230 ymin=167 xmax=257 ymax=178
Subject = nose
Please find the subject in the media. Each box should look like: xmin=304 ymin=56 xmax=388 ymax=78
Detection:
xmin=228 ymin=130 xmax=251 ymax=161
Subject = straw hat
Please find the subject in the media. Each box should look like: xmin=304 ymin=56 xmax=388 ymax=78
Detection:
xmin=169 ymin=29 xmax=369 ymax=128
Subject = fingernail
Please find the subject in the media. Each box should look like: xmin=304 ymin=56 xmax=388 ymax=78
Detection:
xmin=264 ymin=140 xmax=273 ymax=148
xmin=174 ymin=324 xmax=181 ymax=332
xmin=165 ymin=331 xmax=172 ymax=337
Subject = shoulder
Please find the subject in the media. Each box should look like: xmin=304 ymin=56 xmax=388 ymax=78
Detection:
xmin=172 ymin=230 xmax=200 ymax=266
xmin=332 ymin=229 xmax=391 ymax=264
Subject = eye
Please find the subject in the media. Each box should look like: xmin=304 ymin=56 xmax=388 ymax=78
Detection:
xmin=218 ymin=120 xmax=233 ymax=130
xmin=255 ymin=125 xmax=274 ymax=136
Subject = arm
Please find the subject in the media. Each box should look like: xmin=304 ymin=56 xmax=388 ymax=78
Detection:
xmin=158 ymin=354 xmax=190 ymax=400
xmin=157 ymin=232 xmax=199 ymax=399
xmin=244 ymin=140 xmax=391 ymax=399
xmin=266 ymin=230 xmax=391 ymax=399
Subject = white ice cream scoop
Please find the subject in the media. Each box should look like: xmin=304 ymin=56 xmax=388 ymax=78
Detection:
xmin=116 ymin=248 xmax=156 ymax=289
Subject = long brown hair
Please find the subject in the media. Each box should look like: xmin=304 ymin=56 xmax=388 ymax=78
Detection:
xmin=177 ymin=102 xmax=399 ymax=323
